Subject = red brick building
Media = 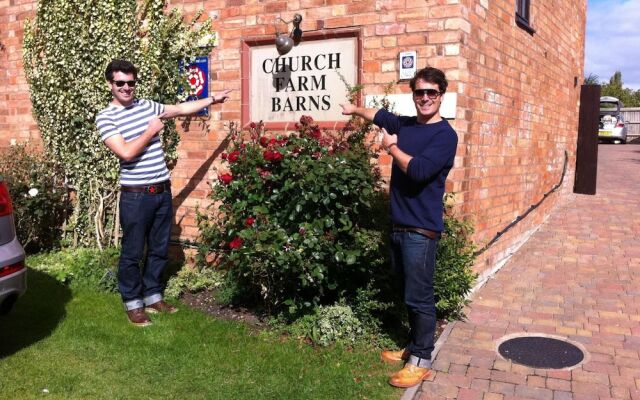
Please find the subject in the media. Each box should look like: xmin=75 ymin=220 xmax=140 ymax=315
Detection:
xmin=0 ymin=0 xmax=587 ymax=277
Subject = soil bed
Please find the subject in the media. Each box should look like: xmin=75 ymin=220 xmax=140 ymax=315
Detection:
xmin=182 ymin=289 xmax=448 ymax=343
xmin=180 ymin=289 xmax=266 ymax=329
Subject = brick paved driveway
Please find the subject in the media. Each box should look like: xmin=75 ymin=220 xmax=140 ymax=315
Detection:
xmin=411 ymin=144 xmax=640 ymax=400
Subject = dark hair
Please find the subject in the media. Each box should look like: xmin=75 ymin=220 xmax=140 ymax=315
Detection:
xmin=104 ymin=59 xmax=138 ymax=81
xmin=409 ymin=67 xmax=448 ymax=93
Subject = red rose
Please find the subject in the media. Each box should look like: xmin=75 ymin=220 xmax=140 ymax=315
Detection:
xmin=250 ymin=122 xmax=257 ymax=129
xmin=300 ymin=115 xmax=313 ymax=125
xmin=263 ymin=150 xmax=282 ymax=163
xmin=228 ymin=151 xmax=240 ymax=163
xmin=245 ymin=217 xmax=255 ymax=226
xmin=259 ymin=137 xmax=269 ymax=147
xmin=219 ymin=173 xmax=233 ymax=185
xmin=312 ymin=128 xmax=322 ymax=140
xmin=229 ymin=236 xmax=243 ymax=249
xmin=271 ymin=151 xmax=283 ymax=162
xmin=268 ymin=138 xmax=277 ymax=147
xmin=221 ymin=152 xmax=228 ymax=160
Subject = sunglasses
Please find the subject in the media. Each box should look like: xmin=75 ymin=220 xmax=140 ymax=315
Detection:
xmin=112 ymin=80 xmax=137 ymax=88
xmin=413 ymin=89 xmax=442 ymax=99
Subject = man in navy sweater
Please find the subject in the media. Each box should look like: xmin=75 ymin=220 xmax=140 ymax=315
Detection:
xmin=340 ymin=67 xmax=457 ymax=387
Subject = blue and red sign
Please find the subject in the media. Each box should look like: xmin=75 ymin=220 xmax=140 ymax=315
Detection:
xmin=181 ymin=56 xmax=209 ymax=116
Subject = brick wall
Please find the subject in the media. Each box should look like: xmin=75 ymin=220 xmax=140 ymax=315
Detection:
xmin=455 ymin=0 xmax=585 ymax=274
xmin=0 ymin=0 xmax=586 ymax=275
xmin=0 ymin=1 xmax=38 ymax=148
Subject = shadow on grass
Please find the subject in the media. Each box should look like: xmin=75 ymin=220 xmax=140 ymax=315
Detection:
xmin=0 ymin=268 xmax=71 ymax=358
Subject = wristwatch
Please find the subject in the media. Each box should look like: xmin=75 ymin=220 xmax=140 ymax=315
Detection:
xmin=386 ymin=143 xmax=397 ymax=154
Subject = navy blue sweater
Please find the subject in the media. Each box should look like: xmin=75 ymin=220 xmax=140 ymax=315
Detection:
xmin=373 ymin=109 xmax=458 ymax=233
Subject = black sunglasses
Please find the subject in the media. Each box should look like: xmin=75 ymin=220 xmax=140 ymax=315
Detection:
xmin=413 ymin=89 xmax=442 ymax=99
xmin=112 ymin=80 xmax=137 ymax=88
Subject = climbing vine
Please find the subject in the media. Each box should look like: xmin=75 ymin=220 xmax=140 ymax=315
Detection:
xmin=23 ymin=0 xmax=216 ymax=247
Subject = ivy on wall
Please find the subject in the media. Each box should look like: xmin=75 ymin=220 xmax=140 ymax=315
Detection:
xmin=23 ymin=0 xmax=217 ymax=247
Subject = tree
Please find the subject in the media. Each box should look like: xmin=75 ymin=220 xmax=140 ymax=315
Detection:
xmin=585 ymin=71 xmax=640 ymax=107
xmin=23 ymin=0 xmax=216 ymax=247
xmin=584 ymin=73 xmax=600 ymax=85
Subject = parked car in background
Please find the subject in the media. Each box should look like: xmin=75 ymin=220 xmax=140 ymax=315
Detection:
xmin=599 ymin=96 xmax=628 ymax=144
xmin=0 ymin=176 xmax=26 ymax=314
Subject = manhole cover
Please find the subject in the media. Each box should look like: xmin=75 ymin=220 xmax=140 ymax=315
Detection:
xmin=498 ymin=336 xmax=585 ymax=369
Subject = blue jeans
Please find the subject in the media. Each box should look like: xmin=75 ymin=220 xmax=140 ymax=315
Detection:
xmin=118 ymin=190 xmax=173 ymax=311
xmin=390 ymin=231 xmax=438 ymax=367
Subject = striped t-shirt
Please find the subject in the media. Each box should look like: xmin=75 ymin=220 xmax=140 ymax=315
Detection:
xmin=96 ymin=99 xmax=170 ymax=186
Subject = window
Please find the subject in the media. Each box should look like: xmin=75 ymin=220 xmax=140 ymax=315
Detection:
xmin=516 ymin=0 xmax=536 ymax=34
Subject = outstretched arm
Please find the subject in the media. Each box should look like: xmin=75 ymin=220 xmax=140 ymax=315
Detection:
xmin=339 ymin=103 xmax=379 ymax=122
xmin=162 ymin=89 xmax=232 ymax=119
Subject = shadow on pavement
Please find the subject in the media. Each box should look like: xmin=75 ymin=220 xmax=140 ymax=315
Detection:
xmin=0 ymin=268 xmax=71 ymax=358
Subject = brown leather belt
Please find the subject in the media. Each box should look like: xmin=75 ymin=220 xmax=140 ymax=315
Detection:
xmin=120 ymin=180 xmax=171 ymax=194
xmin=392 ymin=224 xmax=440 ymax=240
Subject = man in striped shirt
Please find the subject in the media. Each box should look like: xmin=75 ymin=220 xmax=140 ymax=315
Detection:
xmin=96 ymin=59 xmax=230 ymax=327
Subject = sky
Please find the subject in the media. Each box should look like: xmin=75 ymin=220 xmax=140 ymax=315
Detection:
xmin=584 ymin=0 xmax=640 ymax=90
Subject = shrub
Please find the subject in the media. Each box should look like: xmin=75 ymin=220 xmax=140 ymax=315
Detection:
xmin=165 ymin=266 xmax=224 ymax=299
xmin=27 ymin=247 xmax=120 ymax=292
xmin=435 ymin=196 xmax=478 ymax=320
xmin=0 ymin=144 xmax=70 ymax=253
xmin=289 ymin=304 xmax=364 ymax=347
xmin=197 ymin=117 xmax=387 ymax=318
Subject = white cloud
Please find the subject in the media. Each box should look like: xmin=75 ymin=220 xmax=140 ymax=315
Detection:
xmin=585 ymin=0 xmax=640 ymax=89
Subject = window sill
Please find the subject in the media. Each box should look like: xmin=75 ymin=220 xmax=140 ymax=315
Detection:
xmin=515 ymin=15 xmax=536 ymax=35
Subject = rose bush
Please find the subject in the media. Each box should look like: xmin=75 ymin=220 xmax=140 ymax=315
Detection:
xmin=197 ymin=116 xmax=387 ymax=318
xmin=0 ymin=144 xmax=70 ymax=252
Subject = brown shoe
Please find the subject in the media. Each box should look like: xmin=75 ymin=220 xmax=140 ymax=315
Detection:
xmin=145 ymin=300 xmax=178 ymax=314
xmin=126 ymin=307 xmax=152 ymax=327
xmin=388 ymin=364 xmax=431 ymax=388
xmin=381 ymin=348 xmax=410 ymax=363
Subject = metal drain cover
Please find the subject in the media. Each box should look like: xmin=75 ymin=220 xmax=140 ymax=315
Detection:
xmin=498 ymin=336 xmax=584 ymax=369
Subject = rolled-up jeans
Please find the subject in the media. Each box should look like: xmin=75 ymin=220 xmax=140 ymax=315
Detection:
xmin=390 ymin=231 xmax=438 ymax=368
xmin=118 ymin=189 xmax=172 ymax=311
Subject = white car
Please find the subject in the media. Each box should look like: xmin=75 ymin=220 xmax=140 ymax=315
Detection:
xmin=0 ymin=176 xmax=26 ymax=314
xmin=599 ymin=96 xmax=628 ymax=144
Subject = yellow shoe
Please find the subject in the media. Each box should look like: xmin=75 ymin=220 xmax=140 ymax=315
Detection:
xmin=388 ymin=364 xmax=431 ymax=388
xmin=380 ymin=348 xmax=409 ymax=363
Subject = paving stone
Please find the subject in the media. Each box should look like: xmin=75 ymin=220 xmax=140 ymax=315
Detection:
xmin=514 ymin=384 xmax=553 ymax=400
xmin=527 ymin=375 xmax=546 ymax=388
xmin=546 ymin=377 xmax=571 ymax=391
xmin=458 ymin=388 xmax=484 ymax=400
xmin=471 ymin=378 xmax=490 ymax=391
xmin=552 ymin=391 xmax=572 ymax=400
xmin=488 ymin=381 xmax=515 ymax=396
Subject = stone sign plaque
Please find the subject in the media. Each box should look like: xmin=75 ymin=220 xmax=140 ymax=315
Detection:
xmin=246 ymin=34 xmax=359 ymax=125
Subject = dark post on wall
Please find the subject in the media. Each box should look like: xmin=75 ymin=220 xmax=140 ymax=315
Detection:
xmin=574 ymin=84 xmax=601 ymax=195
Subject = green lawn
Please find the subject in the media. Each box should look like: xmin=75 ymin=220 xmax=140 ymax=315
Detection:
xmin=0 ymin=269 xmax=400 ymax=399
